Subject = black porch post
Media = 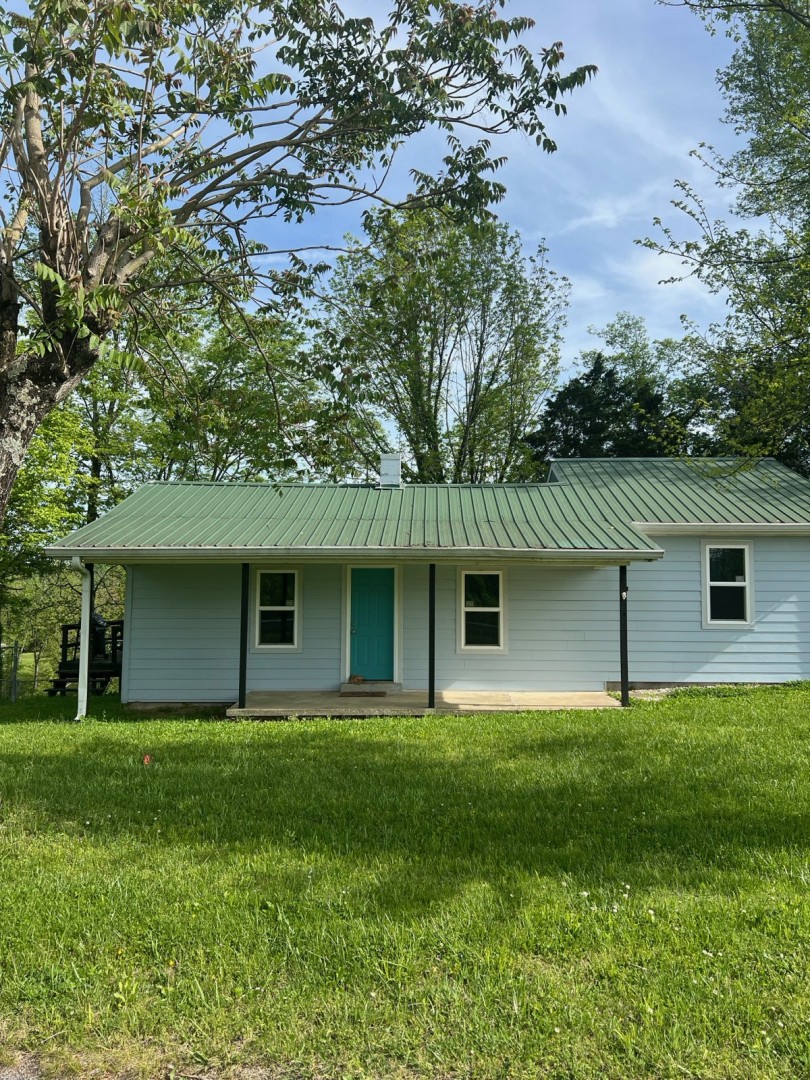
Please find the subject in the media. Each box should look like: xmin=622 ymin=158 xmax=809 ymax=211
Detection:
xmin=428 ymin=563 xmax=436 ymax=709
xmin=619 ymin=564 xmax=630 ymax=708
xmin=238 ymin=563 xmax=250 ymax=709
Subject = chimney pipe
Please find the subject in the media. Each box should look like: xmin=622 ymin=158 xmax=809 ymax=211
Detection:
xmin=379 ymin=453 xmax=402 ymax=488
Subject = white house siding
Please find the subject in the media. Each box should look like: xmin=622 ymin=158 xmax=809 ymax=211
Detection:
xmin=122 ymin=537 xmax=810 ymax=702
xmin=124 ymin=563 xmax=344 ymax=702
xmin=123 ymin=564 xmax=241 ymax=702
xmin=245 ymin=563 xmax=343 ymax=691
xmin=626 ymin=534 xmax=810 ymax=683
xmin=402 ymin=537 xmax=810 ymax=690
xmin=401 ymin=562 xmax=620 ymax=692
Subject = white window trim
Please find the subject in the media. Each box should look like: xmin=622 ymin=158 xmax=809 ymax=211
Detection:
xmin=255 ymin=568 xmax=301 ymax=650
xmin=701 ymin=542 xmax=754 ymax=629
xmin=458 ymin=568 xmax=507 ymax=653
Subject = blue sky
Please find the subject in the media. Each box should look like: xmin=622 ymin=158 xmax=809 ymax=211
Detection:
xmin=509 ymin=0 xmax=739 ymax=368
xmin=264 ymin=2 xmax=740 ymax=373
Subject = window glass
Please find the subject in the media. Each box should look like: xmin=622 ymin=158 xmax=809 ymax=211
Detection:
xmin=706 ymin=546 xmax=749 ymax=623
xmin=464 ymin=573 xmax=500 ymax=609
xmin=258 ymin=571 xmax=297 ymax=646
xmin=709 ymin=548 xmax=746 ymax=583
xmin=464 ymin=610 xmax=500 ymax=647
xmin=462 ymin=572 xmax=502 ymax=647
xmin=709 ymin=586 xmax=746 ymax=623
xmin=260 ymin=572 xmax=295 ymax=608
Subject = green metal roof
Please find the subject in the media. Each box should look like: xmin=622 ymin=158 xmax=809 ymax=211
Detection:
xmin=548 ymin=457 xmax=810 ymax=525
xmin=46 ymin=480 xmax=662 ymax=562
xmin=47 ymin=458 xmax=810 ymax=564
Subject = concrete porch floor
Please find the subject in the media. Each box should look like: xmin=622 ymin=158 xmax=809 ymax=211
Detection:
xmin=226 ymin=689 xmax=620 ymax=718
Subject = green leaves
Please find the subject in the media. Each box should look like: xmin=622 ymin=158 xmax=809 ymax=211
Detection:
xmin=0 ymin=0 xmax=595 ymax=527
xmin=312 ymin=209 xmax=568 ymax=483
xmin=649 ymin=2 xmax=810 ymax=472
xmin=0 ymin=0 xmax=594 ymax=328
xmin=1 ymin=402 xmax=93 ymax=583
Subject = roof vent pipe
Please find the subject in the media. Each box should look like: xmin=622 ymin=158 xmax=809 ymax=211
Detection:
xmin=379 ymin=453 xmax=403 ymax=488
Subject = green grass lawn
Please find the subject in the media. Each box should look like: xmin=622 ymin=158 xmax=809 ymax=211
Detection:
xmin=1 ymin=689 xmax=809 ymax=1078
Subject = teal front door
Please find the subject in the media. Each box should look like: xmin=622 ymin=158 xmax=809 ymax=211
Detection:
xmin=350 ymin=568 xmax=395 ymax=680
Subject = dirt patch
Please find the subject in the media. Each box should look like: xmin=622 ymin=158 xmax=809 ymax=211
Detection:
xmin=0 ymin=1056 xmax=41 ymax=1080
xmin=629 ymin=687 xmax=679 ymax=701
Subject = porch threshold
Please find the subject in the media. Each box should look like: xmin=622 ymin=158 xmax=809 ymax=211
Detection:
xmin=226 ymin=690 xmax=619 ymax=718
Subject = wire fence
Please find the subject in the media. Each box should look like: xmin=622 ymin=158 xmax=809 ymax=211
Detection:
xmin=0 ymin=645 xmax=51 ymax=701
xmin=0 ymin=643 xmax=21 ymax=702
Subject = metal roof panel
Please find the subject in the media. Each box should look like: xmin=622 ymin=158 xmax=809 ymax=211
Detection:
xmin=49 ymin=458 xmax=810 ymax=561
xmin=548 ymin=457 xmax=810 ymax=525
xmin=47 ymin=478 xmax=662 ymax=558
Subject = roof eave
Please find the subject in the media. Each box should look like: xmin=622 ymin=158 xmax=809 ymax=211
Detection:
xmin=44 ymin=544 xmax=663 ymax=564
xmin=634 ymin=521 xmax=810 ymax=535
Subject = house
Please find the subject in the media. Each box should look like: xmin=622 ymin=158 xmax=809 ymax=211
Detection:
xmin=46 ymin=456 xmax=810 ymax=716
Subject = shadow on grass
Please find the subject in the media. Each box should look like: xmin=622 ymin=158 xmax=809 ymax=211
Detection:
xmin=0 ymin=694 xmax=225 ymax=724
xmin=0 ymin=707 xmax=806 ymax=905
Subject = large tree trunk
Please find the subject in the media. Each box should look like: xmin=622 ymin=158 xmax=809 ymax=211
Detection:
xmin=0 ymin=344 xmax=96 ymax=524
xmin=0 ymin=369 xmax=66 ymax=521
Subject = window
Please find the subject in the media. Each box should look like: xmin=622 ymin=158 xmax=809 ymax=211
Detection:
xmin=461 ymin=571 xmax=504 ymax=649
xmin=704 ymin=545 xmax=751 ymax=625
xmin=257 ymin=571 xmax=298 ymax=647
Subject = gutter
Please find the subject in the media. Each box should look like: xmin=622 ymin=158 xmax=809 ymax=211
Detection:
xmin=70 ymin=557 xmax=92 ymax=722
xmin=46 ymin=544 xmax=664 ymax=564
xmin=633 ymin=522 xmax=810 ymax=536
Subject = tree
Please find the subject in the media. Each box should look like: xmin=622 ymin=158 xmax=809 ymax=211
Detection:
xmin=661 ymin=2 xmax=810 ymax=34
xmin=678 ymin=318 xmax=810 ymax=473
xmin=32 ymin=303 xmax=368 ymax=527
xmin=656 ymin=1 xmax=810 ymax=243
xmin=0 ymin=0 xmax=595 ymax=522
xmin=527 ymin=355 xmax=673 ymax=465
xmin=141 ymin=315 xmax=368 ymax=483
xmin=581 ymin=311 xmax=683 ymax=389
xmin=0 ymin=404 xmax=92 ymax=691
xmin=650 ymin=1 xmax=810 ymax=465
xmin=527 ymin=314 xmax=714 ymax=468
xmin=73 ymin=350 xmax=153 ymax=520
xmin=314 ymin=210 xmax=568 ymax=482
xmin=0 ymin=402 xmax=91 ymax=586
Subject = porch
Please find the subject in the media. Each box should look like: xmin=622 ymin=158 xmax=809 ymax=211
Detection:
xmin=226 ymin=688 xmax=619 ymax=717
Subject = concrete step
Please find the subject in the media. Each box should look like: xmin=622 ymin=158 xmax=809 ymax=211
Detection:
xmin=339 ymin=681 xmax=402 ymax=696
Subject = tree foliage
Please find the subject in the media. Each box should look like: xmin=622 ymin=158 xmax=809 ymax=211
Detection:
xmin=0 ymin=0 xmax=595 ymax=521
xmin=661 ymin=2 xmax=810 ymax=35
xmin=315 ymin=210 xmax=568 ymax=483
xmin=650 ymin=0 xmax=810 ymax=467
xmin=528 ymin=355 xmax=671 ymax=464
xmin=139 ymin=315 xmax=367 ymax=483
xmin=528 ymin=313 xmax=714 ymax=468
xmin=1 ymin=402 xmax=91 ymax=583
xmin=580 ymin=311 xmax=684 ymax=389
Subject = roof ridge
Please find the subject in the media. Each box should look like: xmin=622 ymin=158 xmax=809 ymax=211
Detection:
xmin=141 ymin=479 xmax=553 ymax=490
xmin=549 ymin=455 xmax=773 ymax=463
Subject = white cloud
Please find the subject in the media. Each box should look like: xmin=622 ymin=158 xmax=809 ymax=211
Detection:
xmin=247 ymin=0 xmax=742 ymax=374
xmin=560 ymin=181 xmax=674 ymax=233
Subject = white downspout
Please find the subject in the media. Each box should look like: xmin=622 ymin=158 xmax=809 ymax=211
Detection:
xmin=71 ymin=557 xmax=92 ymax=721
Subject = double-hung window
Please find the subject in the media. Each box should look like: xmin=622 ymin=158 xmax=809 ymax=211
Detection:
xmin=461 ymin=571 xmax=504 ymax=649
xmin=256 ymin=570 xmax=298 ymax=647
xmin=703 ymin=545 xmax=752 ymax=626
